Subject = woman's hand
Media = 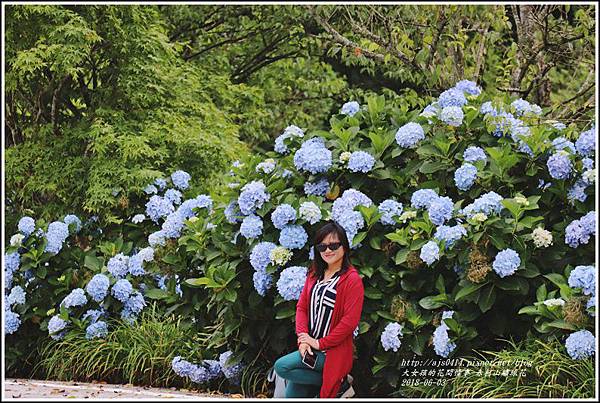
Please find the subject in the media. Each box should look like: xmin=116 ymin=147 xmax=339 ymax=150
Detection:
xmin=298 ymin=342 xmax=313 ymax=357
xmin=298 ymin=333 xmax=320 ymax=350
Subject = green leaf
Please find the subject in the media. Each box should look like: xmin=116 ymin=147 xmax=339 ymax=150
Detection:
xmin=84 ymin=254 xmax=103 ymax=271
xmin=517 ymin=306 xmax=539 ymax=315
xmin=364 ymin=287 xmax=383 ymax=300
xmin=419 ymin=161 xmax=446 ymax=174
xmin=478 ymin=286 xmax=496 ymax=313
xmin=455 ymin=282 xmax=486 ymax=301
xmin=418 ymin=294 xmax=447 ymax=310
xmin=376 ymin=310 xmax=397 ymax=321
xmin=143 ymin=288 xmax=170 ymax=300
xmin=275 ymin=305 xmax=296 ymax=319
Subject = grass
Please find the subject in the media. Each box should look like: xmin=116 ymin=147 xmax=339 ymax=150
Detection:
xmin=397 ymin=337 xmax=595 ymax=398
xmin=34 ymin=304 xmax=209 ymax=389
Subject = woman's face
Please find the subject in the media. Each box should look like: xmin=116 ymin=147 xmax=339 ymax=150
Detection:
xmin=318 ymin=232 xmax=345 ymax=267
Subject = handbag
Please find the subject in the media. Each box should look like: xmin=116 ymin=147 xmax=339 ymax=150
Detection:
xmin=267 ymin=366 xmax=288 ymax=398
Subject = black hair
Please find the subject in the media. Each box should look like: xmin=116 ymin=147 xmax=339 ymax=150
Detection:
xmin=310 ymin=220 xmax=352 ymax=280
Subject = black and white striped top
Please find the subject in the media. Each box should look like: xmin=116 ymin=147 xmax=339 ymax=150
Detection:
xmin=309 ymin=271 xmax=341 ymax=341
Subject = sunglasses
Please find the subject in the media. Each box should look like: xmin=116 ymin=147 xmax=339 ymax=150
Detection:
xmin=316 ymin=242 xmax=343 ymax=253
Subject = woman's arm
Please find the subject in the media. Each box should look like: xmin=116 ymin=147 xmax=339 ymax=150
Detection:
xmin=317 ymin=274 xmax=364 ymax=350
xmin=295 ymin=275 xmax=311 ymax=341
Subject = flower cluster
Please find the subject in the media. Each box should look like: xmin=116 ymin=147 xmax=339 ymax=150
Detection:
xmin=461 ymin=191 xmax=504 ymax=218
xmin=111 ymin=279 xmax=133 ymax=302
xmin=63 ymin=215 xmax=82 ymax=233
xmin=85 ymin=321 xmax=108 ymax=340
xmin=347 ymin=151 xmax=375 ymax=173
xmin=531 ymin=227 xmax=553 ymax=248
xmin=249 ymin=242 xmax=277 ymax=272
xmin=44 ymin=221 xmax=70 ymax=254
xmin=331 ymin=189 xmax=372 ymax=243
xmin=60 ymin=288 xmax=88 ymax=309
xmin=4 ymin=252 xmax=20 ymax=290
xmin=304 ymin=178 xmax=329 ymax=197
xmin=271 ymin=204 xmax=297 ymax=229
xmin=171 ymin=170 xmax=191 ymax=190
xmin=438 ymin=88 xmax=467 ymax=108
xmin=420 ymin=241 xmax=440 ymax=265
xmin=238 ymin=181 xmax=270 ymax=215
xmin=274 ymin=125 xmax=305 ymax=155
xmin=440 ymin=106 xmax=464 ymax=127
xmin=219 ymin=351 xmax=244 ymax=384
xmin=340 ymin=101 xmax=360 ymax=116
xmin=294 ymin=137 xmax=332 ymax=174
xmin=378 ymin=200 xmax=403 ymax=226
xmin=240 ymin=215 xmax=263 ymax=239
xmin=256 ymin=158 xmax=276 ymax=174
xmin=277 ymin=266 xmax=307 ymax=300
xmin=253 ymin=268 xmax=273 ymax=297
xmin=270 ymin=246 xmax=293 ymax=267
xmin=568 ymin=265 xmax=596 ymax=297
xmin=279 ymin=225 xmax=308 ymax=249
xmin=433 ymin=311 xmax=457 ymax=357
xmin=428 ymin=196 xmax=454 ymax=226
xmin=395 ymin=122 xmax=425 ymax=148
xmin=107 ymin=253 xmax=130 ymax=278
xmin=18 ymin=216 xmax=35 ymax=236
xmin=299 ymin=201 xmax=322 ymax=225
xmin=510 ymin=98 xmax=542 ymax=116
xmin=547 ymin=151 xmax=573 ymax=180
xmin=551 ymin=137 xmax=576 ymax=154
xmin=145 ymin=195 xmax=175 ymax=223
xmin=575 ymin=125 xmax=595 ymax=157
xmin=454 ymin=163 xmax=477 ymax=191
xmin=565 ymin=329 xmax=595 ymax=360
xmin=434 ymin=225 xmax=467 ymax=249
xmin=172 ymin=356 xmax=222 ymax=384
xmin=492 ymin=248 xmax=521 ymax=278
xmin=380 ymin=322 xmax=403 ymax=352
xmin=48 ymin=315 xmax=68 ymax=340
xmin=565 ymin=211 xmax=596 ymax=248
xmin=463 ymin=146 xmax=487 ymax=163
xmin=410 ymin=189 xmax=438 ymax=209
xmin=224 ymin=201 xmax=243 ymax=224
xmin=7 ymin=285 xmax=26 ymax=306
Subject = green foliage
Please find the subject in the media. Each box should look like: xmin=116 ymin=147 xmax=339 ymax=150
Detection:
xmin=399 ymin=337 xmax=595 ymax=398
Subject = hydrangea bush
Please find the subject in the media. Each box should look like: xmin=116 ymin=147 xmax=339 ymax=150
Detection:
xmin=4 ymin=82 xmax=596 ymax=394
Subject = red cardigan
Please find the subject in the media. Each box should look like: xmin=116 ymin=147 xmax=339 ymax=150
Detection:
xmin=295 ymin=264 xmax=365 ymax=398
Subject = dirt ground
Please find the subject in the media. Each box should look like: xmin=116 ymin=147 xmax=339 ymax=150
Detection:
xmin=3 ymin=378 xmax=242 ymax=399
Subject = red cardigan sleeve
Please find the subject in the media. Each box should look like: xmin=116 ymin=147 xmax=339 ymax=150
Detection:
xmin=295 ymin=274 xmax=311 ymax=341
xmin=318 ymin=272 xmax=364 ymax=350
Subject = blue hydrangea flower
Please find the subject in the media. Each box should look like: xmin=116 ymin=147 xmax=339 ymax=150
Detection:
xmin=565 ymin=213 xmax=595 ymax=248
xmin=219 ymin=351 xmax=244 ymax=384
xmin=547 ymin=152 xmax=573 ymax=180
xmin=309 ymin=246 xmax=314 ymax=260
xmin=5 ymin=252 xmax=20 ymax=290
xmin=172 ymin=356 xmax=197 ymax=378
xmin=331 ymin=189 xmax=373 ymax=221
xmin=124 ymin=292 xmax=146 ymax=315
xmin=154 ymin=178 xmax=167 ymax=190
xmin=63 ymin=215 xmax=82 ymax=233
xmin=492 ymin=248 xmax=521 ymax=278
xmin=582 ymin=158 xmax=594 ymax=170
xmin=249 ymin=242 xmax=277 ymax=271
xmin=145 ymin=195 xmax=175 ymax=223
xmin=381 ymin=322 xmax=403 ymax=352
xmin=575 ymin=126 xmax=595 ymax=157
xmin=440 ymin=106 xmax=464 ymax=127
xmin=277 ymin=266 xmax=307 ymax=300
xmin=238 ymin=181 xmax=270 ymax=215
xmin=271 ymin=204 xmax=297 ymax=229
xmin=144 ymin=184 xmax=158 ymax=195
xmin=552 ymin=122 xmax=567 ymax=130
xmin=378 ymin=200 xmax=403 ymax=226
xmin=85 ymin=274 xmax=110 ymax=303
xmin=420 ymin=103 xmax=439 ymax=122
xmin=565 ymin=330 xmax=595 ymax=360
xmin=411 ymin=189 xmax=439 ymax=209
xmin=568 ymin=180 xmax=589 ymax=204
xmin=580 ymin=211 xmax=595 ymax=235
xmin=438 ymin=88 xmax=467 ymax=108
xmin=454 ymin=80 xmax=481 ymax=96
xmin=44 ymin=221 xmax=70 ymax=254
xmin=428 ymin=196 xmax=454 ymax=226
xmin=127 ymin=254 xmax=145 ymax=276
xmin=284 ymin=125 xmax=305 ymax=138
xmin=164 ymin=189 xmax=183 ymax=205
xmin=568 ymin=265 xmax=596 ymax=296
xmin=85 ymin=321 xmax=108 ymax=340
xmin=60 ymin=288 xmax=87 ymax=309
xmin=395 ymin=122 xmax=425 ymax=148
xmin=224 ymin=201 xmax=243 ymax=224
xmin=463 ymin=146 xmax=487 ymax=163
xmin=552 ymin=137 xmax=576 ymax=154
xmin=348 ymin=151 xmax=375 ymax=173
xmin=274 ymin=134 xmax=289 ymax=154
xmin=420 ymin=241 xmax=440 ymax=266
xmin=111 ymin=279 xmax=133 ymax=302
xmin=461 ymin=191 xmax=504 ymax=218
xmin=279 ymin=225 xmax=308 ymax=249
xmin=240 ymin=215 xmax=263 ymax=239
xmin=479 ymin=101 xmax=495 ymax=115
xmin=433 ymin=311 xmax=457 ymax=357
xmin=131 ymin=214 xmax=145 ymax=224
xmin=304 ymin=178 xmax=329 ymax=197
xmin=511 ymin=98 xmax=541 ymax=116
xmin=162 ymin=212 xmax=185 ymax=239
xmin=107 ymin=253 xmax=129 ymax=278
xmin=203 ymin=360 xmax=222 ymax=379
xmin=434 ymin=225 xmax=467 ymax=249
xmin=299 ymin=201 xmax=322 ymax=225
xmin=171 ymin=170 xmax=191 ymax=190
xmin=293 ymin=137 xmax=332 ymax=174
xmin=336 ymin=210 xmax=365 ymax=244
xmin=341 ymin=101 xmax=360 ymax=116
xmin=5 ymin=309 xmax=21 ymax=335
xmin=18 ymin=216 xmax=35 ymax=236
xmin=454 ymin=163 xmax=477 ymax=191
xmin=148 ymin=230 xmax=166 ymax=247
xmin=7 ymin=286 xmax=26 ymax=306
xmin=253 ymin=268 xmax=273 ymax=296
xmin=256 ymin=159 xmax=276 ymax=174
xmin=48 ymin=315 xmax=68 ymax=340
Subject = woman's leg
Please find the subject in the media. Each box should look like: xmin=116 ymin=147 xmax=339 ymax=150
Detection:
xmin=274 ymin=351 xmax=325 ymax=397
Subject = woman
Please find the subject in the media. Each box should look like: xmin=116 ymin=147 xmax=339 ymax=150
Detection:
xmin=274 ymin=220 xmax=365 ymax=398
